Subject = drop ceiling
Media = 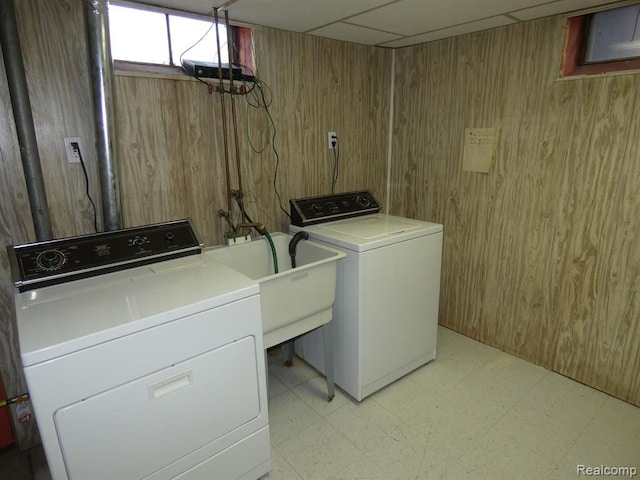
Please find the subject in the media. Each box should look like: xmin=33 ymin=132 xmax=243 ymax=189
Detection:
xmin=127 ymin=0 xmax=627 ymax=48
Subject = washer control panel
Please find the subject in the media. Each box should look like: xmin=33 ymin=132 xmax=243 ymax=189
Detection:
xmin=290 ymin=190 xmax=380 ymax=226
xmin=7 ymin=220 xmax=202 ymax=291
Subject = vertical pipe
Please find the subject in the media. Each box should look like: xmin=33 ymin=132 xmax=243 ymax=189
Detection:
xmin=214 ymin=8 xmax=233 ymax=217
xmin=0 ymin=0 xmax=53 ymax=241
xmin=225 ymin=11 xmax=243 ymax=197
xmin=384 ymin=49 xmax=396 ymax=215
xmin=83 ymin=0 xmax=121 ymax=231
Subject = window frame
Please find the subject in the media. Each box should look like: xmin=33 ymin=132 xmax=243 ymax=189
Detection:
xmin=562 ymin=4 xmax=640 ymax=77
xmin=108 ymin=1 xmax=254 ymax=80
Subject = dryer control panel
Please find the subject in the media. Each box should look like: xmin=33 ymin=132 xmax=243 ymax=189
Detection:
xmin=7 ymin=219 xmax=202 ymax=291
xmin=290 ymin=190 xmax=380 ymax=226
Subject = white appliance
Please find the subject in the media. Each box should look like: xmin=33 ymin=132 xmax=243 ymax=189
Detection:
xmin=290 ymin=192 xmax=443 ymax=401
xmin=8 ymin=221 xmax=270 ymax=480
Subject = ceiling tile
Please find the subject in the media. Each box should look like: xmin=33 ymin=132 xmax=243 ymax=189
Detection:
xmin=348 ymin=0 xmax=548 ymax=36
xmin=510 ymin=0 xmax=623 ymax=21
xmin=308 ymin=22 xmax=403 ymax=45
xmin=225 ymin=0 xmax=394 ymax=33
xmin=379 ymin=15 xmax=516 ymax=48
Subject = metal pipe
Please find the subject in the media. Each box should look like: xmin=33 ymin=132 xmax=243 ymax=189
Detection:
xmin=83 ymin=0 xmax=122 ymax=231
xmin=214 ymin=8 xmax=233 ymax=218
xmin=224 ymin=10 xmax=243 ymax=199
xmin=0 ymin=0 xmax=53 ymax=241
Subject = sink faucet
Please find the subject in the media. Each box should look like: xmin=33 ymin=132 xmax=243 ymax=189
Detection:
xmin=236 ymin=222 xmax=267 ymax=236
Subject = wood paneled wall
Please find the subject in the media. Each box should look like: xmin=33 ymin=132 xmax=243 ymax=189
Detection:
xmin=115 ymin=28 xmax=390 ymax=242
xmin=0 ymin=0 xmax=390 ymax=447
xmin=2 ymin=0 xmax=639 ymax=452
xmin=390 ymin=16 xmax=640 ymax=406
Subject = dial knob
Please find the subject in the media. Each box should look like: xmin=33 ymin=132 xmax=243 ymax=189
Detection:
xmin=36 ymin=249 xmax=66 ymax=271
xmin=131 ymin=236 xmax=145 ymax=247
xmin=165 ymin=232 xmax=175 ymax=241
xmin=356 ymin=194 xmax=371 ymax=207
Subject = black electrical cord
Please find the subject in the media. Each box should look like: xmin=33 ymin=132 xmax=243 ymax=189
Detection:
xmin=331 ymin=138 xmax=339 ymax=194
xmin=72 ymin=143 xmax=99 ymax=232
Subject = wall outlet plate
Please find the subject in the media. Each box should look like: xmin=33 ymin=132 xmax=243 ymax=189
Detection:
xmin=64 ymin=137 xmax=82 ymax=163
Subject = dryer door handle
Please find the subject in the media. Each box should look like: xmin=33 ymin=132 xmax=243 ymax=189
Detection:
xmin=148 ymin=371 xmax=193 ymax=400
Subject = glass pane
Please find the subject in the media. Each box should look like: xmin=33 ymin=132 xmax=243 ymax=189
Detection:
xmin=585 ymin=4 xmax=640 ymax=63
xmin=169 ymin=15 xmax=229 ymax=66
xmin=108 ymin=5 xmax=170 ymax=64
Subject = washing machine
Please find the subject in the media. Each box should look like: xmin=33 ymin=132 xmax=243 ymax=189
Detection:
xmin=8 ymin=220 xmax=271 ymax=480
xmin=290 ymin=191 xmax=443 ymax=401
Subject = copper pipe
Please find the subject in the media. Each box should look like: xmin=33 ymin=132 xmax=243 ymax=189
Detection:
xmin=224 ymin=10 xmax=243 ymax=206
xmin=213 ymin=8 xmax=232 ymax=216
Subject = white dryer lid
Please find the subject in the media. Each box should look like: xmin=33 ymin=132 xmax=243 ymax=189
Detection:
xmin=16 ymin=255 xmax=259 ymax=366
xmin=298 ymin=214 xmax=442 ymax=251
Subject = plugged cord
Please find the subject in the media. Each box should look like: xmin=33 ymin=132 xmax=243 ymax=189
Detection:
xmin=71 ymin=142 xmax=99 ymax=232
xmin=331 ymin=135 xmax=339 ymax=193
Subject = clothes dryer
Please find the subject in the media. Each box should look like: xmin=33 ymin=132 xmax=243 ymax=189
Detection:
xmin=9 ymin=221 xmax=270 ymax=480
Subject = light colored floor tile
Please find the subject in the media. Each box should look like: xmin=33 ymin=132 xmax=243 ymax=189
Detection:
xmin=516 ymin=371 xmax=608 ymax=418
xmin=445 ymin=429 xmax=558 ymax=480
xmin=492 ymin=371 xmax=608 ymax=464
xmin=363 ymin=424 xmax=437 ymax=479
xmin=269 ymin=374 xmax=289 ymax=399
xmin=267 ymin=390 xmax=322 ymax=446
xmin=269 ymin=352 xmax=321 ymax=389
xmin=440 ymin=352 xmax=547 ymax=424
xmin=370 ymin=372 xmax=444 ymax=424
xmin=262 ymin=448 xmax=303 ymax=480
xmin=318 ymin=454 xmax=388 ymax=480
xmin=492 ymin=402 xmax=584 ymax=465
xmin=409 ymin=333 xmax=502 ymax=395
xmin=275 ymin=420 xmax=364 ymax=480
xmin=291 ymin=375 xmax=350 ymax=417
xmin=324 ymin=398 xmax=405 ymax=453
xmin=7 ymin=327 xmax=640 ymax=480
xmin=558 ymin=395 xmax=640 ymax=471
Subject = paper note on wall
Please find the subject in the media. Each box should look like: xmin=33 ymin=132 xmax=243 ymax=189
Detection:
xmin=463 ymin=128 xmax=497 ymax=173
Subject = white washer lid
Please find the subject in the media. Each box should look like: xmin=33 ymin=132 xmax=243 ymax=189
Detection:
xmin=294 ymin=214 xmax=442 ymax=251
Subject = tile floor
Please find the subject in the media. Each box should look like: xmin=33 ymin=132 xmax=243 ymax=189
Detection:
xmin=263 ymin=326 xmax=640 ymax=480
xmin=2 ymin=326 xmax=639 ymax=479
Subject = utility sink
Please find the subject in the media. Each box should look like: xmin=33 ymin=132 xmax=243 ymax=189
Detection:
xmin=205 ymin=232 xmax=346 ymax=349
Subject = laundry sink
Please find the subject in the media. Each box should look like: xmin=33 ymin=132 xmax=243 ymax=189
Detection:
xmin=205 ymin=233 xmax=345 ymax=348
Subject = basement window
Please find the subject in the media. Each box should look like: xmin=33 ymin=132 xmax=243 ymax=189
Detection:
xmin=108 ymin=3 xmax=254 ymax=78
xmin=562 ymin=3 xmax=640 ymax=76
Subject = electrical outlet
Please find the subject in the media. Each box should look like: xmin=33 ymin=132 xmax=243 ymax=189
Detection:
xmin=328 ymin=131 xmax=338 ymax=150
xmin=64 ymin=137 xmax=82 ymax=163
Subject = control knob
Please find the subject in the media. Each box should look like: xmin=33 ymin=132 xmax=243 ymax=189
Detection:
xmin=356 ymin=194 xmax=371 ymax=207
xmin=36 ymin=249 xmax=66 ymax=271
xmin=131 ymin=236 xmax=146 ymax=247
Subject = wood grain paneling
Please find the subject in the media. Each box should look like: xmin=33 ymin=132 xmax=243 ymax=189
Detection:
xmin=115 ymin=28 xmax=390 ymax=241
xmin=390 ymin=16 xmax=640 ymax=406
xmin=1 ymin=0 xmax=98 ymax=448
xmin=1 ymin=1 xmax=390 ymax=448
